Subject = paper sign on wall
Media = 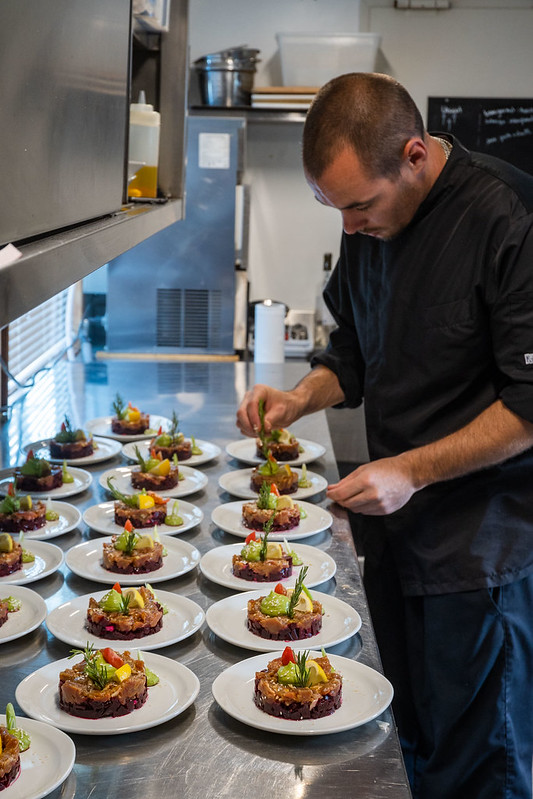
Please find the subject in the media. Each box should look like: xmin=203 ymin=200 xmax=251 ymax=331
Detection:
xmin=198 ymin=133 xmax=230 ymax=169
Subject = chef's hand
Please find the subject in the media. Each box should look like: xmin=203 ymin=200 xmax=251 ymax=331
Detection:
xmin=327 ymin=457 xmax=417 ymax=516
xmin=236 ymin=384 xmax=301 ymax=437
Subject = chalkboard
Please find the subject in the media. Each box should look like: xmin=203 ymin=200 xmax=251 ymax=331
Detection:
xmin=427 ymin=97 xmax=533 ymax=175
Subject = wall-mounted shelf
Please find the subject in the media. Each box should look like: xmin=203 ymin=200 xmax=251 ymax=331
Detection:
xmin=189 ymin=106 xmax=307 ymax=124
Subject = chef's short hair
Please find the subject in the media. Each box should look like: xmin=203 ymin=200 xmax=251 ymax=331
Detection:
xmin=303 ymin=72 xmax=425 ymax=180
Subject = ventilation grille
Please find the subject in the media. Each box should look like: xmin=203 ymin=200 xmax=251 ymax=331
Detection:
xmin=156 ymin=288 xmax=222 ymax=349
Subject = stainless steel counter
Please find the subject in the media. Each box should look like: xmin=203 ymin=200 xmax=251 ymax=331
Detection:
xmin=0 ymin=359 xmax=411 ymax=799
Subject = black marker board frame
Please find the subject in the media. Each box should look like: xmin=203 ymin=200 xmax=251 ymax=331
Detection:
xmin=427 ymin=97 xmax=533 ymax=176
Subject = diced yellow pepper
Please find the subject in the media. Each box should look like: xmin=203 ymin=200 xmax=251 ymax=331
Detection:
xmin=284 ymin=464 xmax=292 ymax=475
xmin=127 ymin=408 xmax=141 ymax=422
xmin=114 ymin=663 xmax=132 ymax=683
xmin=138 ymin=494 xmax=155 ymax=510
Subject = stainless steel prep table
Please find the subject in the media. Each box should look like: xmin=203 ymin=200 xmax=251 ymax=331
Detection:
xmin=0 ymin=359 xmax=411 ymax=799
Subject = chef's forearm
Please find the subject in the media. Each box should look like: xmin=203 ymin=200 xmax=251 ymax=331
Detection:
xmin=397 ymin=400 xmax=533 ymax=489
xmin=290 ymin=365 xmax=346 ymax=417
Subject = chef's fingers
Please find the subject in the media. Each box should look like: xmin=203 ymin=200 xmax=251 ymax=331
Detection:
xmin=235 ymin=385 xmax=271 ymax=436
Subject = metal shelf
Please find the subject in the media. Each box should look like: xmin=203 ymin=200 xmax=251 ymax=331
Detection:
xmin=189 ymin=105 xmax=307 ymax=124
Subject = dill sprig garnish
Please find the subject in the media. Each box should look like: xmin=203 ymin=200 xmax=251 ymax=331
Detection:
xmin=293 ymin=649 xmax=311 ymax=688
xmin=169 ymin=411 xmax=180 ymax=438
xmin=134 ymin=445 xmax=149 ymax=472
xmin=259 ymin=527 xmax=270 ymax=561
xmin=107 ymin=477 xmax=139 ymax=508
xmin=112 ymin=393 xmax=126 ymax=419
xmin=122 ymin=531 xmax=139 ymax=557
xmin=258 ymin=399 xmax=266 ymax=445
xmin=287 ymin=565 xmax=309 ymax=618
xmin=256 ymin=481 xmax=271 ymax=510
xmin=68 ymin=643 xmax=110 ymax=689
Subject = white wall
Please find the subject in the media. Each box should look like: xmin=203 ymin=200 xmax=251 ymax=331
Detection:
xmin=189 ymin=0 xmax=533 ymax=313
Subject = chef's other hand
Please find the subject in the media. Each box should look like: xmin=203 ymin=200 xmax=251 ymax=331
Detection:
xmin=326 ymin=457 xmax=417 ymax=516
xmin=236 ymin=384 xmax=301 ymax=437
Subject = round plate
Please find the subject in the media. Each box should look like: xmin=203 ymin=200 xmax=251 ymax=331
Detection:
xmin=83 ymin=499 xmax=203 ymax=536
xmin=0 ymin=540 xmax=64 ymax=585
xmin=199 ymin=542 xmax=336 ymax=592
xmin=65 ymin=535 xmax=201 ymax=585
xmin=218 ymin=468 xmax=327 ymax=500
xmin=211 ymin=500 xmax=332 ymax=541
xmin=16 ymin=650 xmax=200 ymax=735
xmin=0 ymin=713 xmax=76 ymax=799
xmin=85 ymin=415 xmax=172 ymax=442
xmin=225 ymin=438 xmax=326 ymax=466
xmin=212 ymin=651 xmax=393 ymax=736
xmin=122 ymin=439 xmax=221 ymax=467
xmin=0 ymin=466 xmax=92 ymax=500
xmin=205 ymin=589 xmax=361 ymax=652
xmin=0 ymin=501 xmax=81 ymax=541
xmin=99 ymin=465 xmax=208 ymax=499
xmin=0 ymin=585 xmax=47 ymax=644
xmin=46 ymin=588 xmax=205 ymax=651
xmin=22 ymin=435 xmax=122 ymax=465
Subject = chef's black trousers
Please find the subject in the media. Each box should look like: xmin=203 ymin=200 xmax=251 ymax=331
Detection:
xmin=363 ymin=539 xmax=533 ymax=799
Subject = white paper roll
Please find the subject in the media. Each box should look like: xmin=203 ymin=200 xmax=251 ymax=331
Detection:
xmin=254 ymin=301 xmax=286 ymax=363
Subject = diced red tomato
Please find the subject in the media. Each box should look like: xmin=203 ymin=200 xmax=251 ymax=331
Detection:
xmin=274 ymin=583 xmax=287 ymax=595
xmin=281 ymin=646 xmax=296 ymax=665
xmin=7 ymin=483 xmax=15 ymax=496
xmin=112 ymin=582 xmax=122 ymax=593
xmin=124 ymin=519 xmax=134 ymax=533
xmin=61 ymin=422 xmax=66 ymax=431
xmin=270 ymin=483 xmax=280 ymax=497
xmin=157 ymin=426 xmax=162 ymax=435
xmin=245 ymin=531 xmax=257 ymax=545
xmin=101 ymin=648 xmax=124 ymax=668
xmin=27 ymin=449 xmax=34 ymax=460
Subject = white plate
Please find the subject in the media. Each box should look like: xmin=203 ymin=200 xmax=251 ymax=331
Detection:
xmin=16 ymin=650 xmax=200 ymax=735
xmin=99 ymin=465 xmax=208 ymax=499
xmin=211 ymin=500 xmax=332 ymax=541
xmin=6 ymin=501 xmax=82 ymax=541
xmin=22 ymin=436 xmax=122 ymax=465
xmin=65 ymin=535 xmax=201 ymax=585
xmin=226 ymin=438 xmax=326 ymax=466
xmin=0 ymin=713 xmax=76 ymax=799
xmin=212 ymin=651 xmax=393 ymax=736
xmin=46 ymin=588 xmax=205 ymax=651
xmin=83 ymin=499 xmax=204 ymax=536
xmin=85 ymin=415 xmax=172 ymax=442
xmin=200 ymin=543 xmax=336 ymax=592
xmin=0 ymin=585 xmax=47 ymax=644
xmin=0 ymin=466 xmax=92 ymax=500
xmin=0 ymin=541 xmax=64 ymax=586
xmin=205 ymin=589 xmax=361 ymax=652
xmin=218 ymin=468 xmax=327 ymax=500
xmin=122 ymin=438 xmax=221 ymax=467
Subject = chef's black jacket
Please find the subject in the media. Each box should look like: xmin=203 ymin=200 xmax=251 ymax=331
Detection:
xmin=312 ymin=136 xmax=533 ymax=595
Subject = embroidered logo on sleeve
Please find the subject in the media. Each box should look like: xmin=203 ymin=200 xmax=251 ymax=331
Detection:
xmin=525 ymin=354 xmax=533 ymax=365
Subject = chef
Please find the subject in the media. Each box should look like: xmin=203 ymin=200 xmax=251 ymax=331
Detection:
xmin=236 ymin=73 xmax=533 ymax=799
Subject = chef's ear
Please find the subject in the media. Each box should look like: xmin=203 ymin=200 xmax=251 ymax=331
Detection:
xmin=403 ymin=138 xmax=427 ymax=171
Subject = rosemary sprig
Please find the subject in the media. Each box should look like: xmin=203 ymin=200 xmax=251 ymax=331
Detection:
xmin=134 ymin=445 xmax=148 ymax=472
xmin=112 ymin=393 xmax=126 ymax=419
xmin=169 ymin=410 xmax=180 ymax=438
xmin=258 ymin=398 xmax=266 ymax=444
xmin=107 ymin=477 xmax=138 ymax=508
xmin=122 ymin=531 xmax=139 ymax=557
xmin=256 ymin=481 xmax=271 ymax=510
xmin=293 ymin=649 xmax=311 ymax=688
xmin=68 ymin=644 xmax=109 ymax=690
xmin=259 ymin=526 xmax=270 ymax=561
xmin=287 ymin=565 xmax=309 ymax=618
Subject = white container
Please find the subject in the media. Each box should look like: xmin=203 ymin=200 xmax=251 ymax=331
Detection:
xmin=128 ymin=91 xmax=161 ymax=199
xmin=254 ymin=301 xmax=285 ymax=364
xmin=276 ymin=32 xmax=381 ymax=88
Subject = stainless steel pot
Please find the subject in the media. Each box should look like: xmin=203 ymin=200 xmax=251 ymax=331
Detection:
xmin=194 ymin=46 xmax=260 ymax=107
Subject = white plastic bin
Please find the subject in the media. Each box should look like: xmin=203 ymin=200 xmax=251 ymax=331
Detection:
xmin=277 ymin=32 xmax=381 ymax=87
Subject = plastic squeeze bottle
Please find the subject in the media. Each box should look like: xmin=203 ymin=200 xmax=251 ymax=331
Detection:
xmin=128 ymin=91 xmax=160 ymax=199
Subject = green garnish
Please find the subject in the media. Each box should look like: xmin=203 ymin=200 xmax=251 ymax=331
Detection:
xmin=190 ymin=435 xmax=202 ymax=456
xmin=69 ymin=644 xmax=111 ymax=690
xmin=98 ymin=588 xmax=131 ymax=614
xmin=20 ymin=454 xmax=51 ymax=477
xmin=256 ymin=481 xmax=272 ymax=510
xmin=258 ymin=398 xmax=266 ymax=445
xmin=135 ymin=649 xmax=160 ymax=685
xmin=55 ymin=416 xmax=87 ymax=443
xmin=0 ymin=493 xmax=19 ymax=515
xmin=106 ymin=477 xmax=140 ymax=508
xmin=21 ymin=549 xmax=34 ymax=563
xmin=134 ymin=445 xmax=149 ymax=472
xmin=112 ymin=393 xmax=127 ymax=420
xmin=283 ymin=538 xmax=303 ymax=566
xmin=1 ymin=596 xmax=22 ymax=612
xmin=114 ymin=529 xmax=139 ymax=557
xmin=5 ymin=703 xmax=30 ymax=751
xmin=164 ymin=500 xmax=183 ymax=527
xmin=293 ymin=649 xmax=311 ymax=687
xmin=258 ymin=455 xmax=279 ymax=476
xmin=287 ymin=565 xmax=309 ymax=619
xmin=61 ymin=460 xmax=74 ymax=483
xmin=259 ymin=527 xmax=270 ymax=561
xmin=297 ymin=463 xmax=312 ymax=488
